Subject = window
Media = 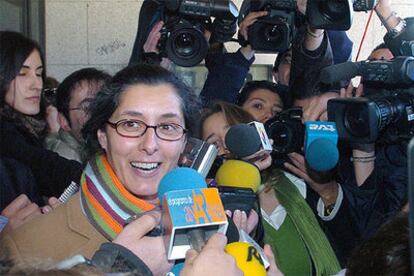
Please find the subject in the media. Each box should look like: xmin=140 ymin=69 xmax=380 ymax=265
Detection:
xmin=0 ymin=0 xmax=45 ymax=49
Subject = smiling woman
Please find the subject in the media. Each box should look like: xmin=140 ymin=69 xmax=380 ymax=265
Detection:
xmin=0 ymin=64 xmax=201 ymax=276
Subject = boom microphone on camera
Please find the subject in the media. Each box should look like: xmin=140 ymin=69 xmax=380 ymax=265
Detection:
xmin=320 ymin=56 xmax=414 ymax=85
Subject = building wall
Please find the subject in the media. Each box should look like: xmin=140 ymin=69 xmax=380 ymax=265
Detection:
xmin=45 ymin=0 xmax=414 ymax=81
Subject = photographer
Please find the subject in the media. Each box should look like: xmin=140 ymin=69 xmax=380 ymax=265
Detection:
xmin=200 ymin=10 xmax=266 ymax=107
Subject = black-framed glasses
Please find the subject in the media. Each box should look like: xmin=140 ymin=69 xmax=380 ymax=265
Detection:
xmin=107 ymin=119 xmax=187 ymax=141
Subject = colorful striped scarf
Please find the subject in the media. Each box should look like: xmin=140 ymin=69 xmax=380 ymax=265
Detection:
xmin=80 ymin=154 xmax=155 ymax=240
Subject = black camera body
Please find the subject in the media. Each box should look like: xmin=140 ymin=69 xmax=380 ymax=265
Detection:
xmin=241 ymin=0 xmax=296 ymax=53
xmin=265 ymin=107 xmax=304 ymax=166
xmin=307 ymin=0 xmax=377 ymax=30
xmin=328 ymin=88 xmax=414 ymax=144
xmin=158 ymin=0 xmax=238 ymax=67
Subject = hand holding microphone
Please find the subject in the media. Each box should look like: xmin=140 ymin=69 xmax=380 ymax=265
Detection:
xmin=158 ymin=167 xmax=228 ymax=260
xmin=181 ymin=233 xmax=243 ymax=276
xmin=112 ymin=210 xmax=173 ymax=276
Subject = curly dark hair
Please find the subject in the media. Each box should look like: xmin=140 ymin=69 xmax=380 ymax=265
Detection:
xmin=82 ymin=64 xmax=201 ymax=156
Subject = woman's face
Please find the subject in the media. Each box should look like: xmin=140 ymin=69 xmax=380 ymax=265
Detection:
xmin=97 ymin=84 xmax=186 ymax=203
xmin=5 ymin=50 xmax=43 ymax=115
xmin=202 ymin=112 xmax=230 ymax=156
xmin=241 ymin=89 xmax=283 ymax=123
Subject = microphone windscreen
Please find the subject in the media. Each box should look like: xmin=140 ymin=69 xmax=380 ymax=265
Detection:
xmin=305 ymin=138 xmax=339 ymax=172
xmin=225 ymin=124 xmax=261 ymax=158
xmin=215 ymin=160 xmax=261 ymax=193
xmin=158 ymin=167 xmax=207 ymax=202
xmin=320 ymin=62 xmax=360 ymax=84
xmin=225 ymin=242 xmax=266 ymax=276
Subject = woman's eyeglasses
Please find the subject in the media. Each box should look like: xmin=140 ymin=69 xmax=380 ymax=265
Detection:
xmin=107 ymin=119 xmax=187 ymax=141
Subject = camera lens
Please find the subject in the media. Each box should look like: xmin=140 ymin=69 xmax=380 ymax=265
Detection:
xmin=166 ymin=22 xmax=208 ymax=67
xmin=264 ymin=24 xmax=282 ymax=42
xmin=319 ymin=1 xmax=347 ymax=21
xmin=344 ymin=105 xmax=370 ymax=137
xmin=174 ymin=32 xmax=196 ymax=56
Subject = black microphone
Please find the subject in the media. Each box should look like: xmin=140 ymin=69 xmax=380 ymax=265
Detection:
xmin=225 ymin=122 xmax=272 ymax=162
xmin=320 ymin=61 xmax=360 ymax=84
xmin=225 ymin=123 xmax=262 ymax=158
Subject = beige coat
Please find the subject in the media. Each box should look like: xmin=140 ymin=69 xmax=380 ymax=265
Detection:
xmin=0 ymin=193 xmax=107 ymax=267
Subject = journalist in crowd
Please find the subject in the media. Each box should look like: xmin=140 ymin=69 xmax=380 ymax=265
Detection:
xmin=198 ymin=101 xmax=341 ymax=275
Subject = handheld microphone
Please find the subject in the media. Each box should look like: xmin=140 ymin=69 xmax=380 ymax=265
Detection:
xmin=159 ymin=167 xmax=228 ymax=260
xmin=225 ymin=242 xmax=267 ymax=276
xmin=178 ymin=137 xmax=218 ymax=177
xmin=215 ymin=159 xmax=261 ymax=215
xmin=320 ymin=56 xmax=414 ymax=85
xmin=304 ymin=121 xmax=339 ymax=172
xmin=225 ymin=122 xmax=272 ymax=161
xmin=215 ymin=160 xmax=261 ymax=193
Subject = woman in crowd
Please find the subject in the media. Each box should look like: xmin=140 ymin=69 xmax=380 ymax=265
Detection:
xmin=0 ymin=64 xmax=200 ymax=276
xmin=0 ymin=31 xmax=83 ymax=200
xmin=237 ymin=80 xmax=288 ymax=124
xmin=199 ymin=101 xmax=341 ymax=276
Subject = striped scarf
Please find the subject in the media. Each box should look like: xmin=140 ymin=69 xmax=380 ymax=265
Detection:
xmin=80 ymin=154 xmax=155 ymax=240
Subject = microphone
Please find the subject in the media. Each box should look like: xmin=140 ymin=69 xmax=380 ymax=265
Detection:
xmin=304 ymin=121 xmax=339 ymax=172
xmin=320 ymin=61 xmax=360 ymax=84
xmin=225 ymin=242 xmax=267 ymax=276
xmin=225 ymin=122 xmax=272 ymax=161
xmin=215 ymin=160 xmax=261 ymax=193
xmin=179 ymin=137 xmax=218 ymax=177
xmin=159 ymin=167 xmax=228 ymax=260
xmin=215 ymin=160 xmax=261 ymax=215
xmin=320 ymin=56 xmax=414 ymax=85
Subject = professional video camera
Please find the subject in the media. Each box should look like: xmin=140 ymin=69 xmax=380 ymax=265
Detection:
xmin=325 ymin=56 xmax=414 ymax=144
xmin=239 ymin=0 xmax=297 ymax=53
xmin=157 ymin=0 xmax=238 ymax=67
xmin=307 ymin=0 xmax=378 ymax=30
xmin=264 ymin=107 xmax=304 ymax=166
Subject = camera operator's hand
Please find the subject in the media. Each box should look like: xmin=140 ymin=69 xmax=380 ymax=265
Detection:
xmin=181 ymin=233 xmax=243 ymax=276
xmin=375 ymin=0 xmax=401 ymax=32
xmin=299 ymin=92 xmax=339 ymax=122
xmin=284 ymin=153 xmax=338 ymax=206
xmin=340 ymin=82 xmax=364 ymax=98
xmin=239 ymin=11 xmax=268 ymax=60
xmin=143 ymin=20 xmax=163 ymax=53
xmin=113 ymin=210 xmax=173 ymax=276
xmin=284 ymin=153 xmax=313 ymax=184
xmin=239 ymin=11 xmax=268 ymax=42
xmin=143 ymin=20 xmax=172 ymax=70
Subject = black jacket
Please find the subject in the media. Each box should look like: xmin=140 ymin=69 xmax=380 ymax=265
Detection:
xmin=0 ymin=157 xmax=43 ymax=211
xmin=0 ymin=117 xmax=83 ymax=198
